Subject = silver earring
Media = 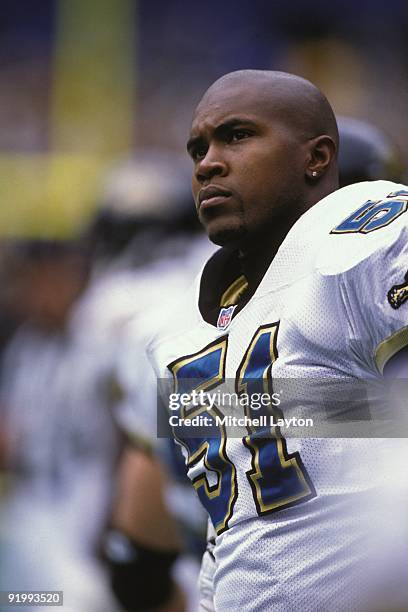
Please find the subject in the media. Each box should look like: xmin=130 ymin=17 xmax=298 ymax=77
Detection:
xmin=312 ymin=171 xmax=318 ymax=177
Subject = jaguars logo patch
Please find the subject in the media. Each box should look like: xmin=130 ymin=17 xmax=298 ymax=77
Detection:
xmin=388 ymin=271 xmax=408 ymax=309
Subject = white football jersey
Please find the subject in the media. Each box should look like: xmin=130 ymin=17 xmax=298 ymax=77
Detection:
xmin=148 ymin=181 xmax=408 ymax=611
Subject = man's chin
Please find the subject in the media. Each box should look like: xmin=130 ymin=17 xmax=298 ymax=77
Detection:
xmin=206 ymin=223 xmax=247 ymax=249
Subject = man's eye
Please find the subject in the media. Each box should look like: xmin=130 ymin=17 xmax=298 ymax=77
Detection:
xmin=191 ymin=146 xmax=208 ymax=161
xmin=230 ymin=130 xmax=251 ymax=142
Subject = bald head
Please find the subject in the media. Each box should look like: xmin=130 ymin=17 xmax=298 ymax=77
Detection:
xmin=189 ymin=69 xmax=339 ymax=251
xmin=195 ymin=70 xmax=339 ymax=151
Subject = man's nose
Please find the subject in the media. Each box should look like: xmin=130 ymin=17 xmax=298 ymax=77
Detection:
xmin=195 ymin=145 xmax=227 ymax=183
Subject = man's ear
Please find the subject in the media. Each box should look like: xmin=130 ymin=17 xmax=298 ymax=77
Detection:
xmin=305 ymin=135 xmax=337 ymax=180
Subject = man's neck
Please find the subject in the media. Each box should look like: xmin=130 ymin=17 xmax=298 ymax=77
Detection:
xmin=236 ymin=184 xmax=337 ymax=291
xmin=238 ymin=239 xmax=278 ymax=292
xmin=237 ymin=211 xmax=298 ymax=291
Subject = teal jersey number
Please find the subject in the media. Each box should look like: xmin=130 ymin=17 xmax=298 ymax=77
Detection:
xmin=168 ymin=337 xmax=237 ymax=535
xmin=168 ymin=324 xmax=315 ymax=534
xmin=331 ymin=190 xmax=408 ymax=234
xmin=237 ymin=324 xmax=315 ymax=516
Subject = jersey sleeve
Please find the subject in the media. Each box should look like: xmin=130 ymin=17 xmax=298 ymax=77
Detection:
xmin=340 ymin=221 xmax=408 ymax=374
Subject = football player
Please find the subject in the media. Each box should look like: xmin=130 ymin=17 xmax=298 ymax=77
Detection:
xmin=148 ymin=70 xmax=408 ymax=611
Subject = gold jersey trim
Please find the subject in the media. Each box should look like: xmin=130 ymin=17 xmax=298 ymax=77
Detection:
xmin=375 ymin=325 xmax=408 ymax=373
xmin=220 ymin=275 xmax=248 ymax=308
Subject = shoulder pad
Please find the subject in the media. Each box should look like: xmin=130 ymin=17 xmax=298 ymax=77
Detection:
xmin=307 ymin=181 xmax=408 ymax=275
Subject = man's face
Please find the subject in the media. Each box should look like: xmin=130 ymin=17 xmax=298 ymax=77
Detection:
xmin=187 ymin=82 xmax=311 ymax=249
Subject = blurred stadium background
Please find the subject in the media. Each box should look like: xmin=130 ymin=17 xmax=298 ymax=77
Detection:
xmin=0 ymin=0 xmax=407 ymax=237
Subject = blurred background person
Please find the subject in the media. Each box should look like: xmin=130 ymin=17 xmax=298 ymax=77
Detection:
xmin=0 ymin=238 xmax=122 ymax=611
xmin=79 ymin=149 xmax=213 ymax=611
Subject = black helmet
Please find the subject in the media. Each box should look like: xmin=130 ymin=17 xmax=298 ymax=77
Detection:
xmin=85 ymin=149 xmax=200 ymax=260
xmin=338 ymin=117 xmax=404 ymax=187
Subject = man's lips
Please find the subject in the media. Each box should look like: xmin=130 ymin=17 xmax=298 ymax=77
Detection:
xmin=197 ymin=185 xmax=232 ymax=210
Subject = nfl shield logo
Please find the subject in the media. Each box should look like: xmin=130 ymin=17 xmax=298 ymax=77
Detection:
xmin=217 ymin=305 xmax=237 ymax=330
